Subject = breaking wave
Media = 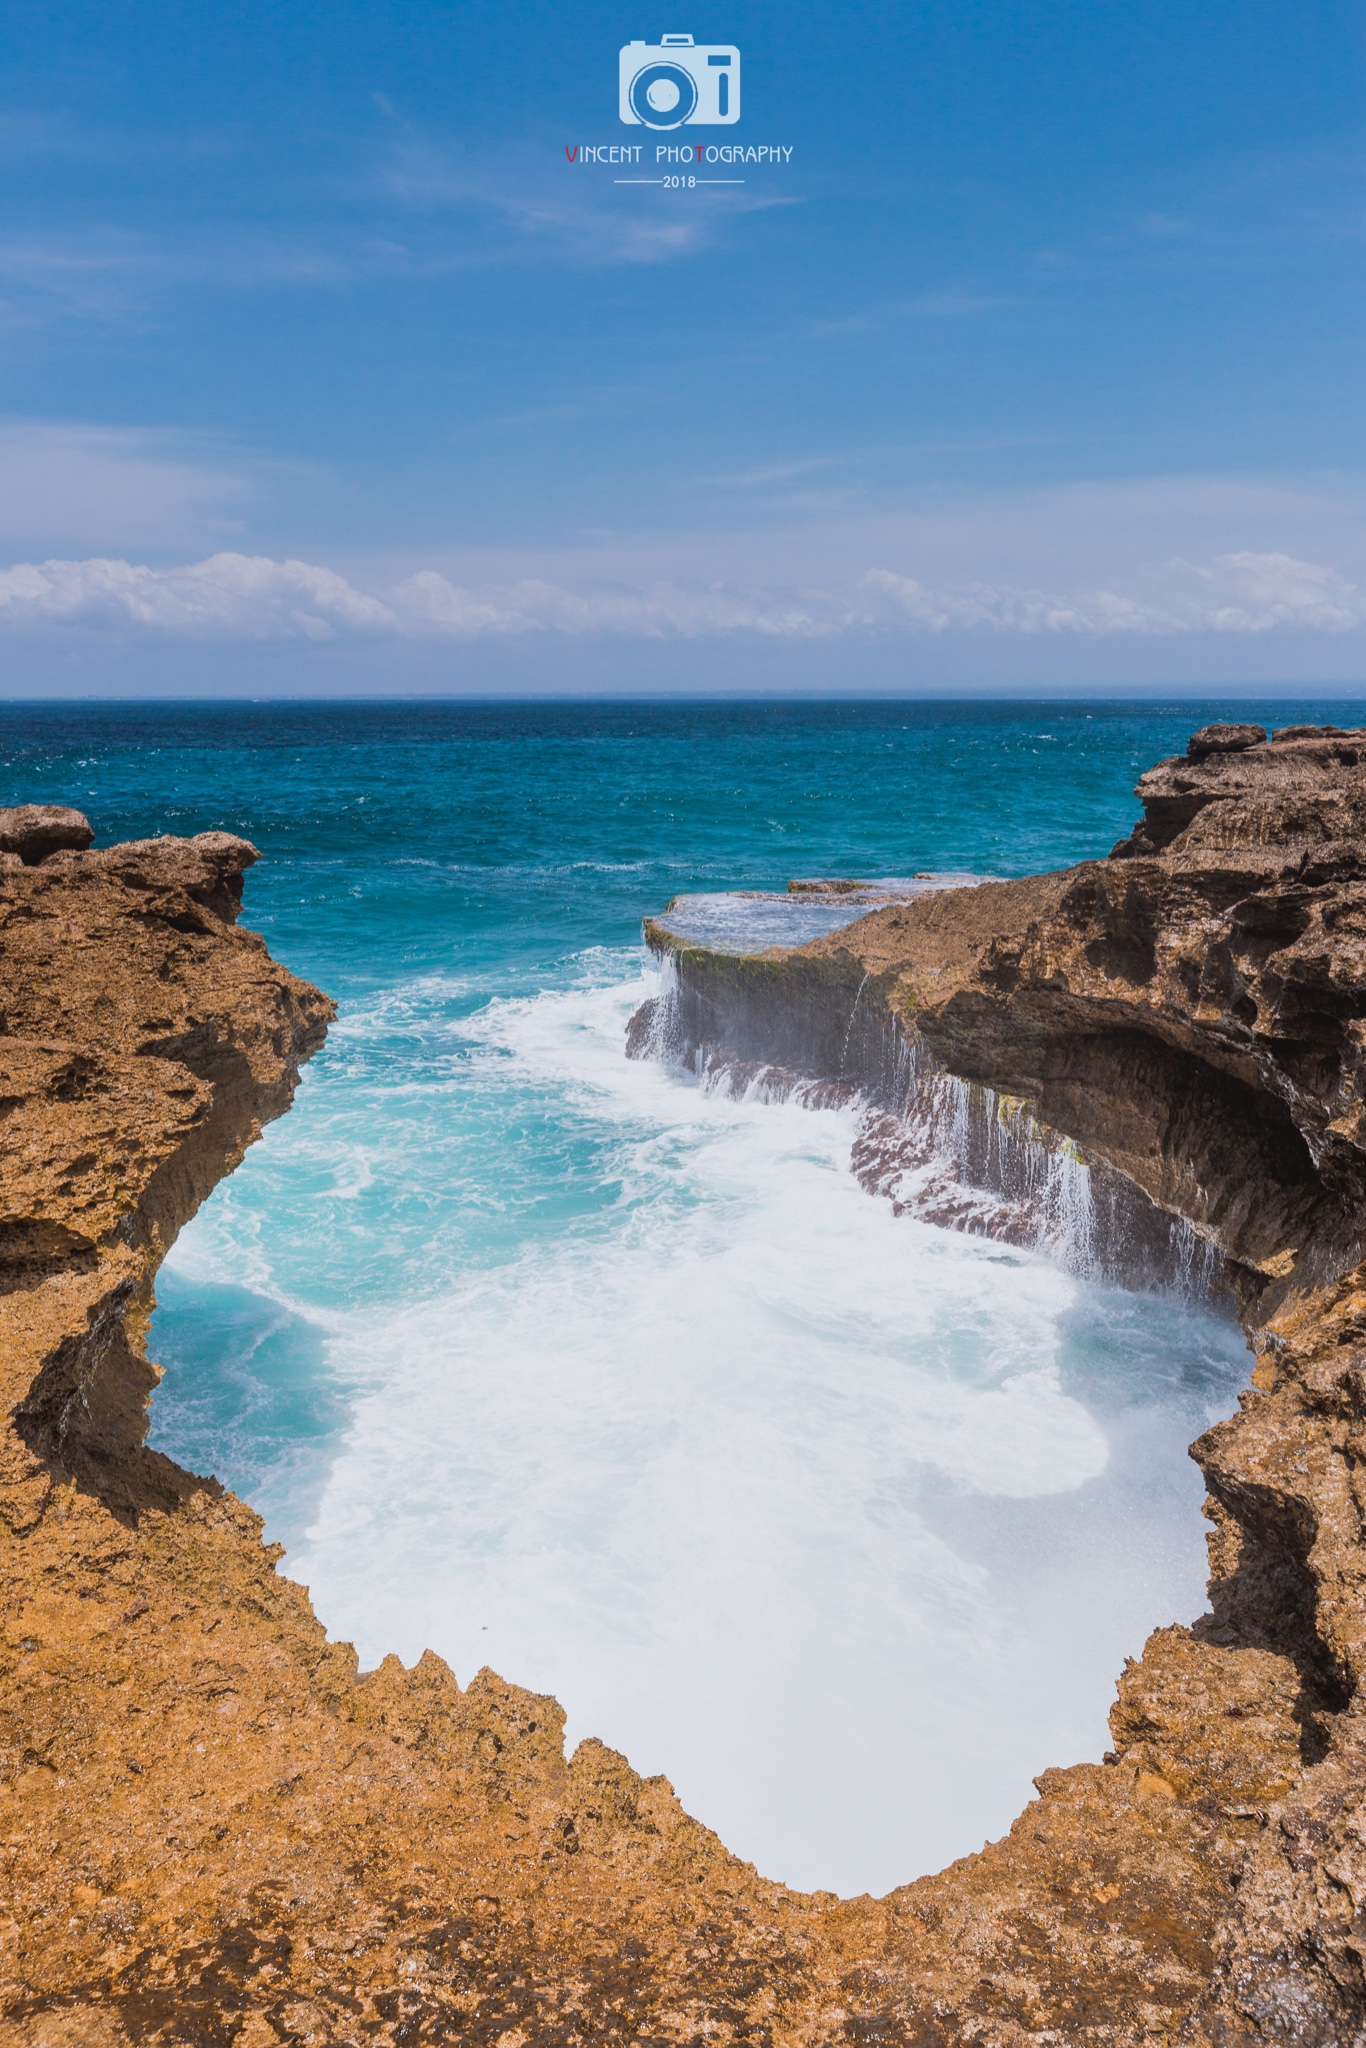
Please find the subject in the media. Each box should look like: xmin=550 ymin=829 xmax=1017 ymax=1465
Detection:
xmin=153 ymin=951 xmax=1248 ymax=1896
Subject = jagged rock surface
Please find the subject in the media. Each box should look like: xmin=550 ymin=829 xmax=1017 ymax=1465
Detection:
xmin=635 ymin=726 xmax=1366 ymax=2042
xmin=7 ymin=734 xmax=1366 ymax=2043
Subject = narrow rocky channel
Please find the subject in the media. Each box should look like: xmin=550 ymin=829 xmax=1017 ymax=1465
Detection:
xmin=5 ymin=723 xmax=1366 ymax=2043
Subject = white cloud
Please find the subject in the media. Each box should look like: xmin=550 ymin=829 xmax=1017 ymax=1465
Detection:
xmin=864 ymin=552 xmax=1366 ymax=637
xmin=0 ymin=463 xmax=1362 ymax=669
xmin=1 ymin=542 xmax=1363 ymax=648
xmin=0 ymin=554 xmax=837 ymax=641
xmin=397 ymin=571 xmax=834 ymax=638
xmin=0 ymin=553 xmax=396 ymax=639
xmin=394 ymin=569 xmax=527 ymax=635
xmin=1185 ymin=550 xmax=1366 ymax=632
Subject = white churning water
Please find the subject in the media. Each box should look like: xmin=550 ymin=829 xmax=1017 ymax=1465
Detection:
xmin=156 ymin=953 xmax=1250 ymax=1898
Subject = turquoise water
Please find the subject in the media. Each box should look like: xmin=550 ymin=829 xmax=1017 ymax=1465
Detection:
xmin=1 ymin=696 xmax=1344 ymax=1895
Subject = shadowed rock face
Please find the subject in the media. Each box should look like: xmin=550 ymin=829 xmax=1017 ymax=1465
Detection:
xmin=6 ymin=747 xmax=1366 ymax=2045
xmin=636 ymin=728 xmax=1366 ymax=2041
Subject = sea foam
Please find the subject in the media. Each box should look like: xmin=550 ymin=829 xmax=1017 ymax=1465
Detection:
xmin=155 ymin=953 xmax=1248 ymax=1897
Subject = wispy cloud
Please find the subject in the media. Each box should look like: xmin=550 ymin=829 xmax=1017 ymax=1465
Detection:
xmin=379 ymin=137 xmax=793 ymax=268
xmin=0 ymin=151 xmax=752 ymax=341
xmin=0 ymin=423 xmax=272 ymax=550
xmin=0 ymin=231 xmax=152 ymax=329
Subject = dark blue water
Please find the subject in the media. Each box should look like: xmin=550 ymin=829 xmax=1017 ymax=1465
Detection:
xmin=0 ymin=695 xmax=1328 ymax=1894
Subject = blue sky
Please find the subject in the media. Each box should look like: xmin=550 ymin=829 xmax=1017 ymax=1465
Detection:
xmin=1 ymin=0 xmax=1363 ymax=694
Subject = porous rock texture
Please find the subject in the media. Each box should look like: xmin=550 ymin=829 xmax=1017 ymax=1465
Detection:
xmin=0 ymin=807 xmax=95 ymax=865
xmin=4 ymin=732 xmax=1366 ymax=2046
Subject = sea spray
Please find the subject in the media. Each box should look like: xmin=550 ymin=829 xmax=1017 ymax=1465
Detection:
xmin=642 ymin=945 xmax=1224 ymax=1295
xmin=0 ymin=694 xmax=1286 ymax=1893
xmin=154 ymin=951 xmax=1249 ymax=1896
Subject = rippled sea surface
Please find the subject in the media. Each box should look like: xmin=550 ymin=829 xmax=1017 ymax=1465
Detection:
xmin=2 ymin=695 xmax=1348 ymax=1896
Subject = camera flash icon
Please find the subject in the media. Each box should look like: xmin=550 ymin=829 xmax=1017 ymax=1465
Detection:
xmin=619 ymin=35 xmax=741 ymax=128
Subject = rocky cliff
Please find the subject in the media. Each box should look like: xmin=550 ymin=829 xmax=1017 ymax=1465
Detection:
xmin=5 ymin=731 xmax=1366 ymax=2046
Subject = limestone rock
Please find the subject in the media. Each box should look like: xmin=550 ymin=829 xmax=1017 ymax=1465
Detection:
xmin=10 ymin=749 xmax=1366 ymax=2040
xmin=639 ymin=726 xmax=1366 ymax=2036
xmin=1187 ymin=721 xmax=1268 ymax=758
xmin=0 ymin=804 xmax=94 ymax=863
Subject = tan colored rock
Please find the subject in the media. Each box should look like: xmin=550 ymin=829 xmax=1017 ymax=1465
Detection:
xmin=639 ymin=725 xmax=1366 ymax=2037
xmin=1187 ymin=721 xmax=1268 ymax=758
xmin=7 ymin=735 xmax=1366 ymax=2040
xmin=0 ymin=805 xmax=93 ymax=863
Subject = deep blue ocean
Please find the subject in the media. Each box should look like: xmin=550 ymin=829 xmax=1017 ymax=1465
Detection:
xmin=2 ymin=695 xmax=1349 ymax=1895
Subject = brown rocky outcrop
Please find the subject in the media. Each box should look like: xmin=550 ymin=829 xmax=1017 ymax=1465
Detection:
xmin=6 ymin=736 xmax=1366 ymax=2044
xmin=633 ymin=725 xmax=1366 ymax=2040
xmin=0 ymin=807 xmax=95 ymax=865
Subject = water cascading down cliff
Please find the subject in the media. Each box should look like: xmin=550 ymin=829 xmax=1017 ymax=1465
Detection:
xmin=6 ymin=727 xmax=1366 ymax=2043
xmin=629 ymin=933 xmax=1221 ymax=1293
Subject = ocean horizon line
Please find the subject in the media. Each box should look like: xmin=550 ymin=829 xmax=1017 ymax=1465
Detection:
xmin=4 ymin=684 xmax=1366 ymax=709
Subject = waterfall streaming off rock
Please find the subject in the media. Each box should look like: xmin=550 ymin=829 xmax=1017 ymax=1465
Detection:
xmin=156 ymin=950 xmax=1247 ymax=1893
xmin=74 ymin=697 xmax=1293 ymax=1901
xmin=22 ymin=699 xmax=1366 ymax=2033
xmin=637 ymin=944 xmax=1223 ymax=1295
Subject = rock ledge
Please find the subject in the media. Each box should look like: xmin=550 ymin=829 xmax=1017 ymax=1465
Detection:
xmin=7 ymin=756 xmax=1366 ymax=2044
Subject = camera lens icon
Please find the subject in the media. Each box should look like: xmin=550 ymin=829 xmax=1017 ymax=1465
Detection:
xmin=627 ymin=60 xmax=699 ymax=128
xmin=619 ymin=39 xmax=740 ymax=127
